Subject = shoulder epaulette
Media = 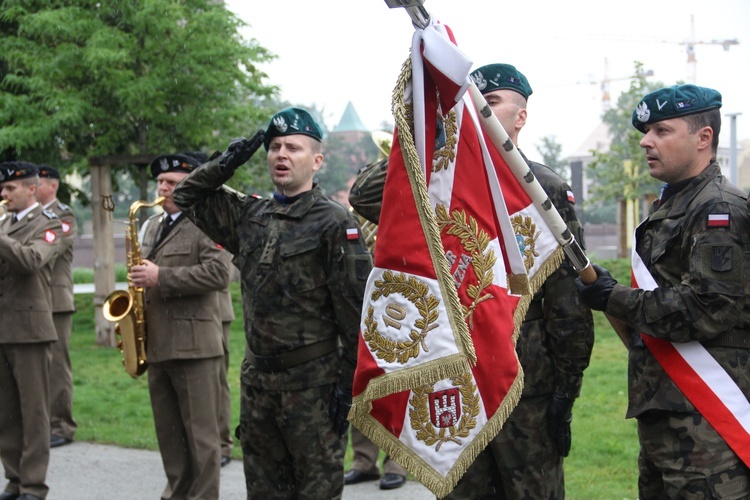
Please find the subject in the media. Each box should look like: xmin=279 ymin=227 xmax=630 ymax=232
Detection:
xmin=42 ymin=209 xmax=59 ymax=219
xmin=57 ymin=202 xmax=72 ymax=212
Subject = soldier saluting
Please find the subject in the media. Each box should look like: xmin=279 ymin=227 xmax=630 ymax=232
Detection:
xmin=0 ymin=161 xmax=62 ymax=500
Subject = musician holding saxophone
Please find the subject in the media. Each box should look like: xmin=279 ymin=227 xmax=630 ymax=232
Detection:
xmin=129 ymin=153 xmax=232 ymax=500
xmin=0 ymin=161 xmax=62 ymax=500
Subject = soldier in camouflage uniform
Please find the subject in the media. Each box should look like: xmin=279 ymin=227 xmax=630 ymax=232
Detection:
xmin=172 ymin=107 xmax=372 ymax=499
xmin=350 ymin=64 xmax=595 ymax=499
xmin=577 ymin=84 xmax=750 ymax=498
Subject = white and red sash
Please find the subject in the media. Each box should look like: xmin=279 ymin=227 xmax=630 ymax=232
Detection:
xmin=631 ymin=238 xmax=750 ymax=466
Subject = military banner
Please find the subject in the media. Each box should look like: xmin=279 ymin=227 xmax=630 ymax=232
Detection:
xmin=631 ymin=241 xmax=750 ymax=468
xmin=349 ymin=20 xmax=563 ymax=497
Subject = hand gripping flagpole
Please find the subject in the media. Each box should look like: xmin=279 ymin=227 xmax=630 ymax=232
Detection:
xmin=384 ymin=0 xmax=631 ymax=347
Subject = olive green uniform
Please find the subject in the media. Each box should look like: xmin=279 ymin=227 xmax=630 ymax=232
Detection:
xmin=140 ymin=213 xmax=231 ymax=500
xmin=606 ymin=163 xmax=750 ymax=498
xmin=0 ymin=204 xmax=61 ymax=499
xmin=44 ymin=199 xmax=78 ymax=442
xmin=173 ymin=157 xmax=372 ymax=499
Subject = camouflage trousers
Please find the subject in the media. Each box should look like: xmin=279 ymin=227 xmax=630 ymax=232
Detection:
xmin=237 ymin=381 xmax=346 ymax=499
xmin=443 ymin=395 xmax=564 ymax=500
xmin=637 ymin=410 xmax=750 ymax=499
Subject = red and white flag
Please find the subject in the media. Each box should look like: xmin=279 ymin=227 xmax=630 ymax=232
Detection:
xmin=350 ymin=20 xmax=563 ymax=497
xmin=631 ymin=238 xmax=750 ymax=468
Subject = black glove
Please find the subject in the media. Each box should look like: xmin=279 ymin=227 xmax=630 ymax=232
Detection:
xmin=218 ymin=129 xmax=265 ymax=173
xmin=329 ymin=384 xmax=352 ymax=437
xmin=547 ymin=394 xmax=574 ymax=457
xmin=574 ymin=263 xmax=618 ymax=312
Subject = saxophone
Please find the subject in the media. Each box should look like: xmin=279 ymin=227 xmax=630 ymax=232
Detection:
xmin=103 ymin=196 xmax=165 ymax=378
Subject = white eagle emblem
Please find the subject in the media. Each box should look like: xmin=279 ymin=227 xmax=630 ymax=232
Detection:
xmin=636 ymin=101 xmax=650 ymax=123
xmin=471 ymin=70 xmax=487 ymax=91
xmin=273 ymin=115 xmax=288 ymax=133
xmin=159 ymin=158 xmax=169 ymax=171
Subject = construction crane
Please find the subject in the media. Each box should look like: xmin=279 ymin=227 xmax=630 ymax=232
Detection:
xmin=669 ymin=14 xmax=739 ymax=84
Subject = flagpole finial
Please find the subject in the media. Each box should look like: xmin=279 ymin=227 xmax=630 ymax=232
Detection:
xmin=384 ymin=0 xmax=431 ymax=29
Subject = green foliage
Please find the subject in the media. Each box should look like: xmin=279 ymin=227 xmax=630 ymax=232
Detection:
xmin=317 ymin=133 xmax=378 ymax=197
xmin=0 ymin=0 xmax=278 ymax=198
xmin=535 ymin=135 xmax=569 ymax=182
xmin=585 ymin=62 xmax=664 ymax=204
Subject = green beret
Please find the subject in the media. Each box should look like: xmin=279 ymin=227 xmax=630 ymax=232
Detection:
xmin=470 ymin=63 xmax=533 ymax=100
xmin=38 ymin=165 xmax=60 ymax=179
xmin=0 ymin=161 xmax=38 ymax=183
xmin=632 ymin=84 xmax=722 ymax=133
xmin=264 ymin=107 xmax=323 ymax=150
xmin=149 ymin=153 xmax=199 ymax=179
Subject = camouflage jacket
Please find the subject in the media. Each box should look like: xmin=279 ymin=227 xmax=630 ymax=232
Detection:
xmin=606 ymin=163 xmax=750 ymax=417
xmin=173 ymin=158 xmax=372 ymax=391
xmin=349 ymin=155 xmax=594 ymax=399
xmin=521 ymin=159 xmax=594 ymax=399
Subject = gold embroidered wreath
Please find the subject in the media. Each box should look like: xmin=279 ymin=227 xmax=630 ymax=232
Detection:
xmin=433 ymin=109 xmax=458 ymax=173
xmin=409 ymin=371 xmax=480 ymax=451
xmin=363 ymin=271 xmax=440 ymax=364
xmin=511 ymin=214 xmax=540 ymax=271
xmin=436 ymin=205 xmax=496 ymax=330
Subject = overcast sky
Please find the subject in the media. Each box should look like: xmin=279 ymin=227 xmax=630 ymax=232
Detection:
xmin=225 ymin=0 xmax=749 ymax=158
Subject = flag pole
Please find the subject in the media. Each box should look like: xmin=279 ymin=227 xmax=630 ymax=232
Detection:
xmin=383 ymin=0 xmax=631 ymax=347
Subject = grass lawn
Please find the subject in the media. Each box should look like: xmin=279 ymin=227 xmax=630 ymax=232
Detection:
xmin=69 ymin=259 xmax=639 ymax=498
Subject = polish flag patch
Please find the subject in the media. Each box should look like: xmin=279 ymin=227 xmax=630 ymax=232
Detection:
xmin=346 ymin=227 xmax=359 ymax=240
xmin=707 ymin=213 xmax=730 ymax=228
xmin=44 ymin=230 xmax=57 ymax=243
xmin=61 ymin=221 xmax=71 ymax=233
xmin=566 ymin=190 xmax=576 ymax=204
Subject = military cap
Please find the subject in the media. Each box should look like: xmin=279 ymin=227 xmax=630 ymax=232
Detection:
xmin=149 ymin=153 xmax=200 ymax=179
xmin=632 ymin=84 xmax=722 ymax=133
xmin=470 ymin=63 xmax=533 ymax=100
xmin=37 ymin=165 xmax=60 ymax=179
xmin=263 ymin=107 xmax=323 ymax=150
xmin=0 ymin=161 xmax=39 ymax=183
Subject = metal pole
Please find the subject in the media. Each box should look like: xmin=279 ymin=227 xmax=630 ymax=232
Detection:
xmin=726 ymin=113 xmax=741 ymax=186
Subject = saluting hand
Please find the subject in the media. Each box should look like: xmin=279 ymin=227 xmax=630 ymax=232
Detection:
xmin=130 ymin=259 xmax=160 ymax=288
xmin=219 ymin=129 xmax=265 ymax=174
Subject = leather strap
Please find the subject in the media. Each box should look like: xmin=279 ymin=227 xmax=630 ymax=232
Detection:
xmin=247 ymin=337 xmax=339 ymax=372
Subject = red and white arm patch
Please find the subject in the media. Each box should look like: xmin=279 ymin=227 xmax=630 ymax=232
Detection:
xmin=346 ymin=227 xmax=359 ymax=240
xmin=566 ymin=190 xmax=576 ymax=204
xmin=707 ymin=213 xmax=730 ymax=228
xmin=44 ymin=230 xmax=57 ymax=243
xmin=61 ymin=221 xmax=71 ymax=233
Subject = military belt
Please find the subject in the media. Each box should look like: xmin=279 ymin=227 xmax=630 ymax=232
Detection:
xmin=701 ymin=329 xmax=750 ymax=349
xmin=247 ymin=337 xmax=339 ymax=372
xmin=523 ymin=300 xmax=544 ymax=322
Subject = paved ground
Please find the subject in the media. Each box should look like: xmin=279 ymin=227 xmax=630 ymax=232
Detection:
xmin=46 ymin=441 xmax=434 ymax=499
